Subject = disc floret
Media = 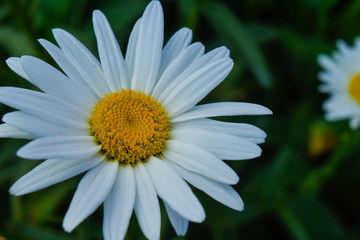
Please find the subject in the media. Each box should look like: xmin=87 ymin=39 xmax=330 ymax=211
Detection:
xmin=349 ymin=72 xmax=360 ymax=104
xmin=89 ymin=89 xmax=171 ymax=165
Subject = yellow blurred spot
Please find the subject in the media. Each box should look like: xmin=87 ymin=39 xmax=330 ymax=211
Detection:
xmin=308 ymin=123 xmax=337 ymax=157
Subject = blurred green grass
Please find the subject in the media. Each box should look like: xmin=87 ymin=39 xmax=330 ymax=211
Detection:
xmin=1 ymin=0 xmax=360 ymax=239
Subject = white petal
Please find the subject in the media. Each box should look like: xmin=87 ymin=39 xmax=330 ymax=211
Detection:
xmin=103 ymin=165 xmax=135 ymax=240
xmin=335 ymin=40 xmax=358 ymax=74
xmin=10 ymin=154 xmax=104 ymax=196
xmin=0 ymin=87 xmax=89 ymax=129
xmin=172 ymin=102 xmax=272 ymax=122
xmin=21 ymin=55 xmax=95 ymax=111
xmin=317 ymin=54 xmax=349 ymax=83
xmin=168 ymin=162 xmax=244 ymax=211
xmin=354 ymin=36 xmax=360 ymax=49
xmin=145 ymin=156 xmax=205 ymax=222
xmin=0 ymin=123 xmax=36 ymax=139
xmin=157 ymin=46 xmax=230 ymax=103
xmin=160 ymin=27 xmax=192 ymax=74
xmin=52 ymin=28 xmax=110 ymax=97
xmin=126 ymin=1 xmax=164 ymax=94
xmin=164 ymin=140 xmax=239 ymax=184
xmin=134 ymin=163 xmax=161 ymax=240
xmin=318 ymin=71 xmax=347 ymax=91
xmin=93 ymin=10 xmax=129 ymax=91
xmin=63 ymin=160 xmax=118 ymax=232
xmin=323 ymin=94 xmax=358 ymax=120
xmin=6 ymin=57 xmax=30 ymax=80
xmin=164 ymin=202 xmax=189 ymax=236
xmin=350 ymin=115 xmax=360 ymax=129
xmin=125 ymin=18 xmax=141 ymax=77
xmin=164 ymin=58 xmax=234 ymax=115
xmin=38 ymin=38 xmax=99 ymax=103
xmin=173 ymin=118 xmax=266 ymax=144
xmin=170 ymin=128 xmax=262 ymax=160
xmin=3 ymin=111 xmax=87 ymax=137
xmin=17 ymin=136 xmax=101 ymax=160
xmin=151 ymin=42 xmax=204 ymax=99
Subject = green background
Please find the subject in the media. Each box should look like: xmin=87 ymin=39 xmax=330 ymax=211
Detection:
xmin=0 ymin=0 xmax=359 ymax=239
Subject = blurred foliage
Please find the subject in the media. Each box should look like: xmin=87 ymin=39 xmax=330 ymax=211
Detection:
xmin=0 ymin=0 xmax=360 ymax=239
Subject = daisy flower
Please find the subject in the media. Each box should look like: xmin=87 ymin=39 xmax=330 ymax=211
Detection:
xmin=318 ymin=38 xmax=360 ymax=129
xmin=2 ymin=1 xmax=271 ymax=239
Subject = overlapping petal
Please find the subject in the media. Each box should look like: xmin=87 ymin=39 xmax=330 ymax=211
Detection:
xmin=159 ymin=27 xmax=193 ymax=74
xmin=103 ymin=165 xmax=135 ymax=240
xmin=168 ymin=161 xmax=244 ymax=211
xmin=6 ymin=57 xmax=30 ymax=81
xmin=133 ymin=163 xmax=161 ymax=240
xmin=157 ymin=46 xmax=230 ymax=104
xmin=52 ymin=28 xmax=110 ymax=96
xmin=63 ymin=161 xmax=118 ymax=232
xmin=164 ymin=202 xmax=189 ymax=236
xmin=0 ymin=87 xmax=89 ymax=129
xmin=17 ymin=136 xmax=101 ymax=160
xmin=172 ymin=102 xmax=272 ymax=122
xmin=10 ymin=154 xmax=104 ymax=196
xmin=0 ymin=123 xmax=36 ymax=139
xmin=20 ymin=56 xmax=95 ymax=111
xmin=3 ymin=111 xmax=87 ymax=137
xmin=164 ymin=140 xmax=239 ymax=184
xmin=145 ymin=156 xmax=205 ymax=222
xmin=170 ymin=128 xmax=262 ymax=160
xmin=93 ymin=10 xmax=129 ymax=91
xmin=38 ymin=38 xmax=99 ymax=102
xmin=126 ymin=1 xmax=164 ymax=94
xmin=164 ymin=58 xmax=234 ymax=115
xmin=173 ymin=118 xmax=266 ymax=143
xmin=151 ymin=42 xmax=204 ymax=99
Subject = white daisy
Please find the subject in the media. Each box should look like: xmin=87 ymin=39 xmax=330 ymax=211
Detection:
xmin=2 ymin=1 xmax=271 ymax=239
xmin=318 ymin=38 xmax=360 ymax=129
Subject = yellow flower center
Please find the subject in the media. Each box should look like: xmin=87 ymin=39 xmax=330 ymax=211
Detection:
xmin=349 ymin=72 xmax=360 ymax=105
xmin=89 ymin=89 xmax=171 ymax=165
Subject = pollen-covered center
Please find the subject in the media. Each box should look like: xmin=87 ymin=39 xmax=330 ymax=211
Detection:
xmin=89 ymin=89 xmax=171 ymax=165
xmin=349 ymin=72 xmax=360 ymax=105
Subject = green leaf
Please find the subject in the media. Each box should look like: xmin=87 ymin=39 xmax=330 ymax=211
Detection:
xmin=12 ymin=222 xmax=77 ymax=240
xmin=203 ymin=2 xmax=273 ymax=89
xmin=278 ymin=206 xmax=311 ymax=240
xmin=278 ymin=197 xmax=343 ymax=240
xmin=0 ymin=25 xmax=37 ymax=56
xmin=25 ymin=181 xmax=75 ymax=222
xmin=177 ymin=0 xmax=199 ymax=30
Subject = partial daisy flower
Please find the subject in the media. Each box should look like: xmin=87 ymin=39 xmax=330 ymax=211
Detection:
xmin=318 ymin=38 xmax=360 ymax=129
xmin=3 ymin=1 xmax=271 ymax=239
